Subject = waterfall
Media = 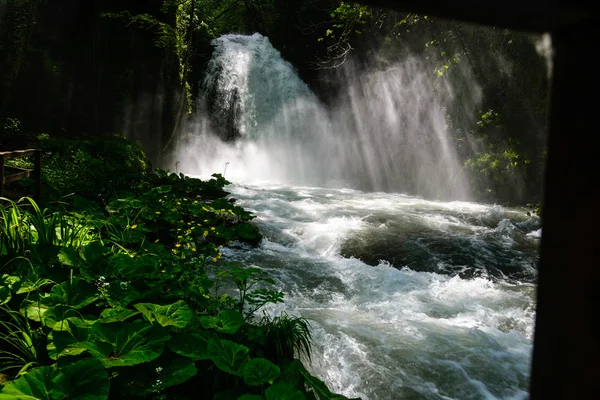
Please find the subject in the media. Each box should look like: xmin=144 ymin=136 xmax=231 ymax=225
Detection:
xmin=175 ymin=33 xmax=479 ymax=200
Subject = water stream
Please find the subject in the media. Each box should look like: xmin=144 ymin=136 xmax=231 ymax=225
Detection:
xmin=176 ymin=33 xmax=540 ymax=399
xmin=221 ymin=183 xmax=539 ymax=400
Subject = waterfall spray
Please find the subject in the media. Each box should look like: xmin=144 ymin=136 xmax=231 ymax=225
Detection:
xmin=176 ymin=33 xmax=481 ymax=200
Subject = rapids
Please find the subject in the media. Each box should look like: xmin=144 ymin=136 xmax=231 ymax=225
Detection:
xmin=217 ymin=183 xmax=539 ymax=400
xmin=176 ymin=32 xmax=541 ymax=399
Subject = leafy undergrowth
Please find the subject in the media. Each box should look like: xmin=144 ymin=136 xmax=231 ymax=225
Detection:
xmin=0 ymin=169 xmax=357 ymax=399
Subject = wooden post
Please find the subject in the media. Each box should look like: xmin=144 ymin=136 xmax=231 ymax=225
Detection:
xmin=34 ymin=149 xmax=42 ymax=206
xmin=0 ymin=153 xmax=4 ymax=199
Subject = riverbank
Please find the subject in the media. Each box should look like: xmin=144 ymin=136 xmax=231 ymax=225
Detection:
xmin=0 ymin=134 xmax=355 ymax=399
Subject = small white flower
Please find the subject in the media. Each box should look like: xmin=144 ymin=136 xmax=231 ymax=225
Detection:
xmin=155 ymin=366 xmax=163 ymax=373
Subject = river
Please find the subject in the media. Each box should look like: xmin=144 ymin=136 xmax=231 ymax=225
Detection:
xmin=217 ymin=182 xmax=539 ymax=400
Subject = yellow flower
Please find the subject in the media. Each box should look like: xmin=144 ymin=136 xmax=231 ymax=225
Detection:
xmin=175 ymin=243 xmax=181 ymax=248
xmin=155 ymin=211 xmax=161 ymax=215
xmin=131 ymin=224 xmax=137 ymax=229
xmin=177 ymin=235 xmax=182 ymax=239
xmin=202 ymin=207 xmax=208 ymax=211
xmin=183 ymin=198 xmax=188 ymax=201
xmin=212 ymin=258 xmax=217 ymax=262
xmin=193 ymin=200 xmax=199 ymax=204
xmin=210 ymin=227 xmax=215 ymax=231
xmin=192 ymin=248 xmax=196 ymax=252
xmin=176 ymin=202 xmax=181 ymax=205
xmin=186 ymin=230 xmax=192 ymax=235
xmin=228 ymin=209 xmax=232 ymax=213
xmin=155 ymin=239 xmax=159 ymax=243
xmin=203 ymin=231 xmax=209 ymax=237
xmin=203 ymin=219 xmax=208 ymax=223
xmin=171 ymin=249 xmax=177 ymax=254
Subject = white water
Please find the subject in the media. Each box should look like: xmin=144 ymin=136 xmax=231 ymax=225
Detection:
xmin=176 ymin=33 xmax=539 ymax=399
xmin=217 ymin=183 xmax=539 ymax=400
xmin=177 ymin=33 xmax=480 ymax=200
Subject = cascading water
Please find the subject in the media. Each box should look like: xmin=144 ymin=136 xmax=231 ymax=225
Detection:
xmin=221 ymin=184 xmax=539 ymax=400
xmin=177 ymin=33 xmax=479 ymax=200
xmin=174 ymin=33 xmax=540 ymax=399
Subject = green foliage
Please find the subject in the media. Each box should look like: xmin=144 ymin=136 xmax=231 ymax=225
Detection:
xmin=0 ymin=359 xmax=109 ymax=400
xmin=243 ymin=358 xmax=280 ymax=386
xmin=0 ymin=162 xmax=353 ymax=399
xmin=464 ymin=110 xmax=539 ymax=203
xmin=313 ymin=2 xmax=372 ymax=68
xmin=35 ymin=134 xmax=152 ymax=202
xmin=0 ymin=308 xmax=40 ymax=378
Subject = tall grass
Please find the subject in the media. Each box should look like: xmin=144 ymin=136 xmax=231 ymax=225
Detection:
xmin=1 ymin=197 xmax=93 ymax=272
xmin=261 ymin=312 xmax=313 ymax=363
xmin=0 ymin=308 xmax=39 ymax=378
xmin=0 ymin=197 xmax=29 ymax=261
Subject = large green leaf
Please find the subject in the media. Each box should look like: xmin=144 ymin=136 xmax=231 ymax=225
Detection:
xmin=57 ymin=247 xmax=79 ymax=267
xmin=47 ymin=318 xmax=93 ymax=360
xmin=199 ymin=310 xmax=245 ymax=334
xmin=54 ymin=358 xmax=110 ymax=400
xmin=0 ymin=367 xmax=63 ymax=400
xmin=41 ymin=279 xmax=99 ymax=309
xmin=0 ymin=365 xmax=61 ymax=400
xmin=0 ymin=275 xmax=19 ymax=305
xmin=300 ymin=370 xmax=360 ymax=400
xmin=168 ymin=333 xmax=212 ymax=360
xmin=134 ymin=300 xmax=193 ymax=328
xmin=80 ymin=320 xmax=169 ymax=368
xmin=20 ymin=299 xmax=51 ymax=322
xmin=42 ymin=305 xmax=80 ymax=329
xmin=16 ymin=278 xmax=54 ymax=295
xmin=278 ymin=360 xmax=305 ymax=391
xmin=98 ymin=307 xmax=140 ymax=323
xmin=79 ymin=241 xmax=112 ymax=281
xmin=265 ymin=383 xmax=306 ymax=400
xmin=0 ymin=358 xmax=109 ymax=400
xmin=243 ymin=358 xmax=281 ymax=386
xmin=156 ymin=185 xmax=172 ymax=194
xmin=207 ymin=338 xmax=250 ymax=376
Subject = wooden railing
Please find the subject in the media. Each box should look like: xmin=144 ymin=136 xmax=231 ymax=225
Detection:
xmin=0 ymin=149 xmax=42 ymax=204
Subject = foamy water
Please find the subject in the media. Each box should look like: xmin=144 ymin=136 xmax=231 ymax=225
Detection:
xmin=216 ymin=182 xmax=539 ymax=400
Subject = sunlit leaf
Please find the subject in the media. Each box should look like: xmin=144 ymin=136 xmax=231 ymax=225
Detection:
xmin=243 ymin=358 xmax=280 ymax=386
xmin=79 ymin=320 xmax=169 ymax=368
xmin=134 ymin=300 xmax=193 ymax=328
xmin=41 ymin=278 xmax=99 ymax=309
xmin=199 ymin=310 xmax=245 ymax=334
xmin=168 ymin=333 xmax=212 ymax=360
xmin=207 ymin=338 xmax=249 ymax=376
xmin=0 ymin=358 xmax=109 ymax=400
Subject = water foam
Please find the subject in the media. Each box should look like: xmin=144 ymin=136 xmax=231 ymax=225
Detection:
xmin=221 ymin=184 xmax=538 ymax=400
